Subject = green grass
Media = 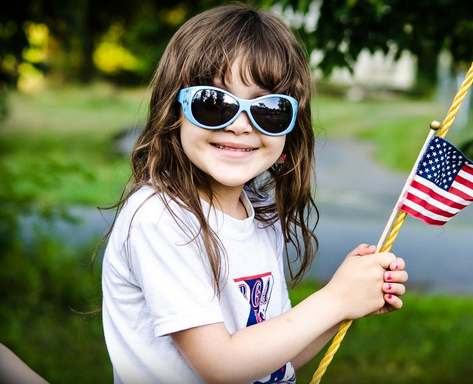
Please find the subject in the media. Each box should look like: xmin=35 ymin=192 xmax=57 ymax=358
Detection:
xmin=1 ymin=84 xmax=148 ymax=207
xmin=4 ymin=277 xmax=472 ymax=384
xmin=314 ymin=95 xmax=450 ymax=171
xmin=292 ymin=281 xmax=473 ymax=384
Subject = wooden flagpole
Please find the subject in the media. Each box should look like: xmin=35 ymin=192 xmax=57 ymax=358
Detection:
xmin=309 ymin=61 xmax=473 ymax=384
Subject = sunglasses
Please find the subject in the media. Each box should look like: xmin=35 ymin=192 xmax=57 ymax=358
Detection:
xmin=177 ymin=86 xmax=298 ymax=136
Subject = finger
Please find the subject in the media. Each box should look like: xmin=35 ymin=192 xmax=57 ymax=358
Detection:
xmin=377 ymin=252 xmax=397 ymax=269
xmin=389 ymin=257 xmax=405 ymax=272
xmin=384 ymin=293 xmax=403 ymax=311
xmin=385 ymin=270 xmax=409 ymax=283
xmin=383 ymin=282 xmax=406 ymax=296
xmin=347 ymin=244 xmax=376 ymax=257
xmin=357 ymin=244 xmax=377 ymax=256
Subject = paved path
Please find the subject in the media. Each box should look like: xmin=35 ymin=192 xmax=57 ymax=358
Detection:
xmin=308 ymin=138 xmax=473 ymax=294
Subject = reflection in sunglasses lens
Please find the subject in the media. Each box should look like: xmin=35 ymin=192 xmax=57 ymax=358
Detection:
xmin=251 ymin=97 xmax=292 ymax=134
xmin=192 ymin=90 xmax=239 ymax=127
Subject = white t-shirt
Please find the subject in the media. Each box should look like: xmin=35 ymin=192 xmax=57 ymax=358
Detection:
xmin=102 ymin=185 xmax=295 ymax=384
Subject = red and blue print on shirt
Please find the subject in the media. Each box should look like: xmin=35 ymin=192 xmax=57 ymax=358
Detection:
xmin=234 ymin=272 xmax=296 ymax=384
xmin=234 ymin=272 xmax=274 ymax=326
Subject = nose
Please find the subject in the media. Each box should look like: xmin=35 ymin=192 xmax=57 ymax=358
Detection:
xmin=223 ymin=111 xmax=253 ymax=135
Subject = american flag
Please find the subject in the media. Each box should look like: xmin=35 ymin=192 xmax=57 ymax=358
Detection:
xmin=399 ymin=136 xmax=473 ymax=226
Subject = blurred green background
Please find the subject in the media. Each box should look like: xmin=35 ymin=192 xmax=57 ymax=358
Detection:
xmin=1 ymin=1 xmax=473 ymax=383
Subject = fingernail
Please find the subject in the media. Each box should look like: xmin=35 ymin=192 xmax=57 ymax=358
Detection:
xmin=386 ymin=283 xmax=392 ymax=290
xmin=387 ymin=294 xmax=393 ymax=299
xmin=393 ymin=264 xmax=399 ymax=270
xmin=386 ymin=273 xmax=392 ymax=281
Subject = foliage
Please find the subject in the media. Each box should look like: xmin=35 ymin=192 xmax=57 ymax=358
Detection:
xmin=0 ymin=226 xmax=110 ymax=384
xmin=273 ymin=0 xmax=473 ymax=93
xmin=0 ymin=84 xmax=143 ymax=207
xmin=4 ymin=0 xmax=473 ymax=93
xmin=0 ymin=0 xmax=235 ymax=86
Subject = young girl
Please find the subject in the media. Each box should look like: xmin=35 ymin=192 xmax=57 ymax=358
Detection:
xmin=101 ymin=4 xmax=408 ymax=384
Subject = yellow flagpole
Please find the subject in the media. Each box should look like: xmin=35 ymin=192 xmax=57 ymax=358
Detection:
xmin=309 ymin=61 xmax=473 ymax=384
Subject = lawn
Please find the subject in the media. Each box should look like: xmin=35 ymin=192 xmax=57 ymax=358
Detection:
xmin=0 ymin=84 xmax=148 ymax=207
xmin=314 ymin=94 xmax=454 ymax=170
xmin=291 ymin=282 xmax=473 ymax=384
xmin=1 ymin=84 xmax=473 ymax=384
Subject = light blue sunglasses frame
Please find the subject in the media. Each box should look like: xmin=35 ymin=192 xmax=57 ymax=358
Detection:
xmin=177 ymin=86 xmax=298 ymax=136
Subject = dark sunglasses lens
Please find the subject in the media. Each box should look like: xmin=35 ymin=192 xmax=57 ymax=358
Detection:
xmin=191 ymin=89 xmax=239 ymax=127
xmin=250 ymin=97 xmax=293 ymax=134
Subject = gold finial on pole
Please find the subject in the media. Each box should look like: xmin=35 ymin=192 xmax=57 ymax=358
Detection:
xmin=430 ymin=120 xmax=441 ymax=131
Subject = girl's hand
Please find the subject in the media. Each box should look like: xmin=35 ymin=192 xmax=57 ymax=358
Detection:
xmin=323 ymin=244 xmax=408 ymax=320
xmin=350 ymin=244 xmax=408 ymax=315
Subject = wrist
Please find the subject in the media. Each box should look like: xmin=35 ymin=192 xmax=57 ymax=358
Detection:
xmin=316 ymin=285 xmax=347 ymax=324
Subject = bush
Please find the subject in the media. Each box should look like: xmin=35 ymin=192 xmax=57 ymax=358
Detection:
xmin=0 ymin=220 xmax=111 ymax=383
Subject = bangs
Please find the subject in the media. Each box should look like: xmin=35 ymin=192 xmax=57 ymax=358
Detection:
xmin=179 ymin=7 xmax=307 ymax=99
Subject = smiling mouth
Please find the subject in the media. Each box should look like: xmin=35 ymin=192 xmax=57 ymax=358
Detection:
xmin=212 ymin=144 xmax=256 ymax=152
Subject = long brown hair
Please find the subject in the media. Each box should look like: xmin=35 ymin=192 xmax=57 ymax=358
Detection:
xmin=109 ymin=3 xmax=318 ymax=294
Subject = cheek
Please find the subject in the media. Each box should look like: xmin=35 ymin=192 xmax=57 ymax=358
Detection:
xmin=268 ymin=136 xmax=286 ymax=158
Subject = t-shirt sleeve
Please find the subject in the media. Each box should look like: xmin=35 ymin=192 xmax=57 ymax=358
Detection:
xmin=128 ymin=213 xmax=224 ymax=337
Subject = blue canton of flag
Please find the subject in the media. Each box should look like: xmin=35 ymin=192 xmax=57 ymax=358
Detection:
xmin=399 ymin=136 xmax=473 ymax=225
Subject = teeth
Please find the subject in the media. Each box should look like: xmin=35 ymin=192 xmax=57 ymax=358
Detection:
xmin=214 ymin=144 xmax=253 ymax=152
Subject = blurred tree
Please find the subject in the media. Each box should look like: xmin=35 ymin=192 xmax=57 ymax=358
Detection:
xmin=272 ymin=0 xmax=473 ymax=93
xmin=0 ymin=0 xmax=251 ymax=88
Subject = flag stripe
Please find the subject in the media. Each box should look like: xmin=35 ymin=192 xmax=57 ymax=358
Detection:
xmin=461 ymin=164 xmax=473 ymax=177
xmin=401 ymin=198 xmax=452 ymax=221
xmin=410 ymin=178 xmax=467 ymax=208
xmin=405 ymin=191 xmax=457 ymax=217
xmin=456 ymin=172 xmax=473 ymax=189
xmin=399 ymin=203 xmax=447 ymax=226
xmin=455 ymin=171 xmax=473 ymax=186
xmin=408 ymin=183 xmax=462 ymax=212
xmin=450 ymin=182 xmax=473 ymax=201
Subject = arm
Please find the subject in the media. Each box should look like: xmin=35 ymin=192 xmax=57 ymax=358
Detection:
xmin=172 ymin=286 xmax=344 ymax=384
xmin=0 ymin=344 xmax=49 ymax=384
xmin=291 ymin=244 xmax=407 ymax=370
xmin=172 ymin=246 xmax=408 ymax=384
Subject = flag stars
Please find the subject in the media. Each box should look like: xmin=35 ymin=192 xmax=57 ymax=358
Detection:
xmin=417 ymin=136 xmax=472 ymax=190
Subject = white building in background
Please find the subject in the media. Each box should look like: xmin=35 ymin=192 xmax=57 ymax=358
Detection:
xmin=311 ymin=49 xmax=416 ymax=92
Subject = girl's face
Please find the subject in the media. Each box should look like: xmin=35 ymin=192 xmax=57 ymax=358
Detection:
xmin=180 ymin=60 xmax=286 ymax=197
